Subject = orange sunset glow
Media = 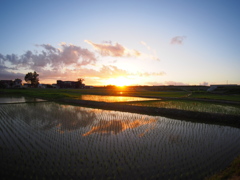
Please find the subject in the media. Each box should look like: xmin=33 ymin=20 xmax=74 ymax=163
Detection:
xmin=0 ymin=1 xmax=239 ymax=86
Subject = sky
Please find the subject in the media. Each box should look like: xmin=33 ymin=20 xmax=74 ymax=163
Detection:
xmin=0 ymin=0 xmax=240 ymax=86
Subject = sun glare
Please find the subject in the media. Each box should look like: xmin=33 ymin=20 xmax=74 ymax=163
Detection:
xmin=106 ymin=76 xmax=133 ymax=87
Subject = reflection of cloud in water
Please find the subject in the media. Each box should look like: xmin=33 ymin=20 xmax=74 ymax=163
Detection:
xmin=17 ymin=103 xmax=97 ymax=132
xmin=10 ymin=102 xmax=157 ymax=135
xmin=83 ymin=118 xmax=156 ymax=136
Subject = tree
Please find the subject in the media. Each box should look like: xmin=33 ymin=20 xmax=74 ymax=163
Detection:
xmin=77 ymin=78 xmax=84 ymax=88
xmin=25 ymin=71 xmax=39 ymax=88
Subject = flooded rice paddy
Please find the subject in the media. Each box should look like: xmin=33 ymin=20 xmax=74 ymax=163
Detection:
xmin=0 ymin=96 xmax=46 ymax=104
xmin=77 ymin=94 xmax=160 ymax=102
xmin=126 ymin=100 xmax=240 ymax=115
xmin=1 ymin=98 xmax=240 ymax=179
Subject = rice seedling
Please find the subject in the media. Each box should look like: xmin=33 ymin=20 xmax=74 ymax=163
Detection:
xmin=124 ymin=100 xmax=240 ymax=115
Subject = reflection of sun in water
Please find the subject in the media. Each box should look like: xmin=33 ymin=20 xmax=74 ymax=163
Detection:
xmin=106 ymin=76 xmax=134 ymax=87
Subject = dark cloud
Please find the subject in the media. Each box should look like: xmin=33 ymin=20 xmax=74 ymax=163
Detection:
xmin=170 ymin=36 xmax=186 ymax=45
xmin=0 ymin=68 xmax=25 ymax=80
xmin=0 ymin=43 xmax=97 ymax=81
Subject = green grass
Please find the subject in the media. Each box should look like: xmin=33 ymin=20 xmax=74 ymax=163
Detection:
xmin=0 ymin=89 xmax=79 ymax=100
xmin=189 ymin=92 xmax=240 ymax=101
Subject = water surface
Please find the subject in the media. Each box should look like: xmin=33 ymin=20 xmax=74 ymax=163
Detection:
xmin=77 ymin=94 xmax=160 ymax=102
xmin=0 ymin=96 xmax=46 ymax=104
xmin=0 ymin=99 xmax=240 ymax=179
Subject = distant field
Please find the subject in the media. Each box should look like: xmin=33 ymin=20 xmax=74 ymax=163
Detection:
xmin=189 ymin=92 xmax=240 ymax=102
xmin=2 ymin=88 xmax=240 ymax=117
xmin=1 ymin=88 xmax=240 ymax=102
xmin=1 ymin=88 xmax=189 ymax=99
xmin=122 ymin=100 xmax=240 ymax=116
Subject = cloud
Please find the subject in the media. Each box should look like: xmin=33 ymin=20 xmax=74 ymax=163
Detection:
xmin=0 ymin=43 xmax=97 ymax=81
xmin=71 ymin=65 xmax=129 ymax=79
xmin=147 ymin=81 xmax=188 ymax=86
xmin=170 ymin=36 xmax=186 ymax=45
xmin=140 ymin=41 xmax=151 ymax=50
xmin=0 ymin=43 xmax=96 ymax=71
xmin=0 ymin=42 xmax=162 ymax=84
xmin=35 ymin=63 xmax=165 ymax=85
xmin=0 ymin=68 xmax=25 ymax=80
xmin=99 ymin=65 xmax=129 ymax=77
xmin=140 ymin=41 xmax=160 ymax=61
xmin=86 ymin=40 xmax=160 ymax=61
xmin=85 ymin=40 xmax=141 ymax=57
xmin=138 ymin=71 xmax=166 ymax=77
xmin=199 ymin=81 xmax=208 ymax=86
xmin=164 ymin=81 xmax=189 ymax=85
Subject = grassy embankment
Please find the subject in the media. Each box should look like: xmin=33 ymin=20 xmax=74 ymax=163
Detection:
xmin=206 ymin=155 xmax=240 ymax=180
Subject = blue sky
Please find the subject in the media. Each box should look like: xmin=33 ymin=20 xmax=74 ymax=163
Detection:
xmin=0 ymin=0 xmax=239 ymax=86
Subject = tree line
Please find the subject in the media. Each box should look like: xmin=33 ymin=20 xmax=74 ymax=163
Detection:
xmin=24 ymin=71 xmax=84 ymax=88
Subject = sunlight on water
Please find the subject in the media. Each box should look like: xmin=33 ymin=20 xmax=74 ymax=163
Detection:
xmin=77 ymin=94 xmax=160 ymax=102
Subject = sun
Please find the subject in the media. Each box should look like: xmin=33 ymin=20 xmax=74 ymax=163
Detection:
xmin=105 ymin=76 xmax=133 ymax=87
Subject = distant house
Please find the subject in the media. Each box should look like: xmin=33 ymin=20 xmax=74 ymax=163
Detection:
xmin=0 ymin=79 xmax=22 ymax=88
xmin=85 ymin=86 xmax=94 ymax=89
xmin=57 ymin=80 xmax=85 ymax=89
xmin=52 ymin=84 xmax=59 ymax=88
xmin=23 ymin=83 xmax=32 ymax=88
xmin=14 ymin=79 xmax=22 ymax=88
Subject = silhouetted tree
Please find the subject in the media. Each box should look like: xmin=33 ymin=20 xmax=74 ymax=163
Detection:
xmin=77 ymin=78 xmax=84 ymax=88
xmin=25 ymin=71 xmax=39 ymax=88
